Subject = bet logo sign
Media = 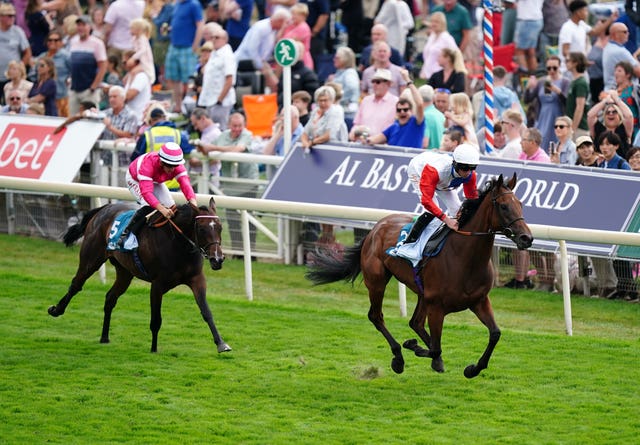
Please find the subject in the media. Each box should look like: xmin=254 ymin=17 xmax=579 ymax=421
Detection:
xmin=0 ymin=124 xmax=64 ymax=179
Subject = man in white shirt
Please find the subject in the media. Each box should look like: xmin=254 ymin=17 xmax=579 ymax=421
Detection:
xmin=497 ymin=110 xmax=524 ymax=159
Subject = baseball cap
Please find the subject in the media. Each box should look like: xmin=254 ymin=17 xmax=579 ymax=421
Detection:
xmin=372 ymin=68 xmax=392 ymax=82
xmin=0 ymin=3 xmax=16 ymax=15
xmin=575 ymin=135 xmax=593 ymax=148
xmin=150 ymin=107 xmax=166 ymax=119
xmin=75 ymin=15 xmax=92 ymax=24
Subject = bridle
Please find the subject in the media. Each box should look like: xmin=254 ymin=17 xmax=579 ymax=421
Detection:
xmin=166 ymin=214 xmax=222 ymax=259
xmin=456 ymin=188 xmax=524 ymax=240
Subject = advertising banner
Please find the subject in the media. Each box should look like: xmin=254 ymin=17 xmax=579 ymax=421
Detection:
xmin=263 ymin=143 xmax=640 ymax=258
xmin=0 ymin=114 xmax=105 ymax=183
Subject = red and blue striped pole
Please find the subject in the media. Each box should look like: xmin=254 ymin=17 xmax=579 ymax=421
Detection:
xmin=483 ymin=0 xmax=495 ymax=154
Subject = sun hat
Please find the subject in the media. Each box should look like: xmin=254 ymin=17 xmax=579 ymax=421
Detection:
xmin=372 ymin=68 xmax=392 ymax=82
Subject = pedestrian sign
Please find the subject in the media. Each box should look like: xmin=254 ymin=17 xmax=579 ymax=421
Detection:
xmin=274 ymin=39 xmax=298 ymax=67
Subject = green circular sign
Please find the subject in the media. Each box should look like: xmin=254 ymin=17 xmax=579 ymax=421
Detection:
xmin=274 ymin=39 xmax=298 ymax=67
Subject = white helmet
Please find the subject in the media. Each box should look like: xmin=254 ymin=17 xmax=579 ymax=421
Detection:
xmin=158 ymin=142 xmax=185 ymax=165
xmin=453 ymin=144 xmax=480 ymax=166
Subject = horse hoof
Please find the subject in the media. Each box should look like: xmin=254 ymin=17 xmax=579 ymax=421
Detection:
xmin=414 ymin=347 xmax=430 ymax=358
xmin=391 ymin=356 xmax=405 ymax=374
xmin=464 ymin=364 xmax=479 ymax=379
xmin=402 ymin=339 xmax=418 ymax=350
xmin=100 ymin=338 xmax=110 ymax=344
xmin=217 ymin=342 xmax=232 ymax=353
xmin=48 ymin=305 xmax=61 ymax=317
xmin=432 ymin=357 xmax=445 ymax=373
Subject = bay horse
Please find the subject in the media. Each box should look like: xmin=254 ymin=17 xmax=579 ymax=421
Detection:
xmin=48 ymin=197 xmax=232 ymax=354
xmin=306 ymin=174 xmax=533 ymax=378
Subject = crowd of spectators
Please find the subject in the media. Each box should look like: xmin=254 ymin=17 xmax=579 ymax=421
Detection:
xmin=1 ymin=0 xmax=639 ymax=299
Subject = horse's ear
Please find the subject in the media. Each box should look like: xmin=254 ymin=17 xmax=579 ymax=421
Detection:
xmin=497 ymin=174 xmax=504 ymax=188
xmin=209 ymin=197 xmax=216 ymax=211
xmin=507 ymin=172 xmax=517 ymax=189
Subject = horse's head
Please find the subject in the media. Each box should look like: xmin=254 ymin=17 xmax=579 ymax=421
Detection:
xmin=488 ymin=173 xmax=533 ymax=250
xmin=193 ymin=197 xmax=225 ymax=270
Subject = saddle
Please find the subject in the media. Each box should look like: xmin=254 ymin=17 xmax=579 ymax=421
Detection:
xmin=422 ymin=224 xmax=451 ymax=258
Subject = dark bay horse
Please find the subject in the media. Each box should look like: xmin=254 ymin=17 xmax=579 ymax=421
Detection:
xmin=306 ymin=174 xmax=533 ymax=378
xmin=48 ymin=197 xmax=231 ymax=354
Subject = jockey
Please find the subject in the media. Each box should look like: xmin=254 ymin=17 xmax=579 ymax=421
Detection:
xmin=401 ymin=144 xmax=480 ymax=245
xmin=117 ymin=142 xmax=198 ymax=247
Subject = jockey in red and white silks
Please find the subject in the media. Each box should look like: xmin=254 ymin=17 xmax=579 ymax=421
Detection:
xmin=126 ymin=142 xmax=198 ymax=219
xmin=407 ymin=144 xmax=480 ymax=231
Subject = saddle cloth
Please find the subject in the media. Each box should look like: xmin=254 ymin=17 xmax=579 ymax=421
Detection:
xmin=106 ymin=210 xmax=139 ymax=251
xmin=386 ymin=218 xmax=449 ymax=267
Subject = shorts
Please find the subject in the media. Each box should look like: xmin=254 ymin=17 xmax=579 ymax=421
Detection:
xmin=164 ymin=44 xmax=197 ymax=83
xmin=514 ymin=19 xmax=543 ymax=49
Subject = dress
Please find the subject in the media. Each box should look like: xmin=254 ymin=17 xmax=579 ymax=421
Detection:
xmin=28 ymin=78 xmax=57 ymax=116
xmin=525 ymin=78 xmax=570 ymax=153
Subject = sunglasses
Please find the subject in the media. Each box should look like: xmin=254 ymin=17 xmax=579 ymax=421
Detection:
xmin=372 ymin=79 xmax=388 ymax=84
xmin=456 ymin=164 xmax=476 ymax=172
xmin=396 ymin=107 xmax=410 ymax=113
xmin=48 ymin=38 xmax=61 ymax=42
xmin=9 ymin=96 xmax=21 ymax=101
xmin=605 ymin=109 xmax=618 ymax=115
xmin=554 ymin=124 xmax=567 ymax=129
xmin=546 ymin=66 xmax=559 ymax=71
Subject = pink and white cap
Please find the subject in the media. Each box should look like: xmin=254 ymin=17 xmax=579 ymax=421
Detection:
xmin=158 ymin=142 xmax=185 ymax=165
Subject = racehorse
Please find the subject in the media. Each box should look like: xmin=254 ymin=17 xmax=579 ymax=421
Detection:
xmin=306 ymin=174 xmax=533 ymax=378
xmin=48 ymin=197 xmax=232 ymax=354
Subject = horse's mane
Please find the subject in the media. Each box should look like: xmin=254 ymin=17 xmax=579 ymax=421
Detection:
xmin=457 ymin=178 xmax=500 ymax=228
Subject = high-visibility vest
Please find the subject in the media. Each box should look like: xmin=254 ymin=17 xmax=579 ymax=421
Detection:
xmin=145 ymin=126 xmax=182 ymax=189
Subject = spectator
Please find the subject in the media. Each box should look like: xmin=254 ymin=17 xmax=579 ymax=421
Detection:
xmin=476 ymin=65 xmax=525 ymax=132
xmin=565 ymin=52 xmax=590 ymax=139
xmin=431 ymin=0 xmax=472 ymax=53
xmin=3 ymin=60 xmax=33 ymax=105
xmin=234 ymin=8 xmax=290 ymax=92
xmin=374 ymin=0 xmax=414 ymax=57
xmin=433 ymin=87 xmax=451 ymax=114
xmin=603 ymin=22 xmax=640 ymax=90
xmin=122 ymin=50 xmax=152 ymax=125
xmin=0 ymin=89 xmax=28 ymax=113
xmin=90 ymin=6 xmax=107 ymax=41
xmin=103 ymin=0 xmax=145 ymax=61
xmin=193 ymin=41 xmax=214 ymax=101
xmin=428 ymin=47 xmax=466 ymax=94
xmin=349 ymin=68 xmax=398 ymax=141
xmin=25 ymin=0 xmax=53 ymax=57
xmin=32 ymin=30 xmax=70 ymax=116
xmin=419 ymin=11 xmax=457 ymax=81
xmin=596 ymin=131 xmax=631 ymax=170
xmin=340 ymin=0 xmax=365 ymax=55
xmin=299 ymin=0 xmax=329 ymax=69
xmin=195 ymin=112 xmax=258 ymax=253
xmin=99 ymin=54 xmax=123 ymax=109
xmin=150 ymin=0 xmax=174 ymax=87
xmin=557 ymin=0 xmax=616 ymax=73
xmin=100 ymin=85 xmax=139 ymax=141
xmin=0 ymin=2 xmax=31 ymax=103
xmin=498 ymin=109 xmax=524 ymax=159
xmin=549 ymin=115 xmax=577 ymax=165
xmin=225 ymin=0 xmax=252 ymax=50
xmin=280 ymin=3 xmax=314 ymax=69
xmin=419 ymin=84 xmax=445 ymax=150
xmin=627 ymin=145 xmax=640 ymax=171
xmin=129 ymin=18 xmax=155 ymax=84
xmin=574 ymin=135 xmax=601 ymax=166
xmin=445 ymin=92 xmax=478 ymax=147
xmin=26 ymin=56 xmax=57 ymax=116
xmin=440 ymin=127 xmax=463 ymax=152
xmin=587 ymin=90 xmax=633 ymax=159
xmin=358 ymin=23 xmax=404 ymax=72
xmin=68 ymin=15 xmax=107 ymax=115
xmin=301 ymin=85 xmax=349 ymax=149
xmin=500 ymin=0 xmax=516 ymax=46
xmin=26 ymin=102 xmax=45 ymax=115
xmin=189 ymin=107 xmax=222 ymax=187
xmin=366 ymin=70 xmax=425 ymax=149
xmin=165 ymin=0 xmax=204 ymax=114
xmin=198 ymin=29 xmax=236 ymax=130
xmin=587 ymin=18 xmax=609 ymax=104
xmin=276 ymin=41 xmax=319 ymax=108
xmin=513 ymin=0 xmax=544 ymax=73
xmin=524 ymin=56 xmax=570 ymax=153
xmin=41 ymin=0 xmax=81 ymax=32
xmin=612 ymin=61 xmax=639 ymax=140
xmin=329 ymin=46 xmax=360 ymax=126
xmin=292 ymin=89 xmax=312 ymax=126
xmin=539 ymin=0 xmax=569 ymax=59
xmin=361 ymin=41 xmax=407 ymax=96
xmin=262 ymin=106 xmax=304 ymax=178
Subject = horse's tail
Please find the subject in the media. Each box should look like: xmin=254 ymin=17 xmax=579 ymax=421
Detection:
xmin=305 ymin=241 xmax=363 ymax=286
xmin=62 ymin=205 xmax=107 ymax=247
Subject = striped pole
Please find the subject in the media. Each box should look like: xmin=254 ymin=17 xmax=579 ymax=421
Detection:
xmin=483 ymin=0 xmax=495 ymax=154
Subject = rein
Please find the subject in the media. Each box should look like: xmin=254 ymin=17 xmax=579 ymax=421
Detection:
xmin=454 ymin=190 xmax=523 ymax=240
xmin=165 ymin=214 xmax=221 ymax=259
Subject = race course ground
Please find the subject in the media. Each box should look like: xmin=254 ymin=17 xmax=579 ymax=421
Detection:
xmin=0 ymin=234 xmax=638 ymax=444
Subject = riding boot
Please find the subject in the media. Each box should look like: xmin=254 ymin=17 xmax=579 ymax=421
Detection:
xmin=117 ymin=207 xmax=150 ymax=248
xmin=402 ymin=212 xmax=436 ymax=245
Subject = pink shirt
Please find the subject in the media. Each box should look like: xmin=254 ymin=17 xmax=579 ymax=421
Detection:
xmin=281 ymin=22 xmax=314 ymax=69
xmin=131 ymin=35 xmax=156 ymax=84
xmin=129 ymin=151 xmax=196 ymax=208
xmin=519 ymin=148 xmax=551 ymax=163
xmin=353 ymin=92 xmax=399 ymax=135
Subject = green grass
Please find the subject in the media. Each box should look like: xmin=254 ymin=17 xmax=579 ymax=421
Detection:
xmin=0 ymin=234 xmax=638 ymax=444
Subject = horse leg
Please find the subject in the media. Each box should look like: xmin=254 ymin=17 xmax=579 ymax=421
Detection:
xmin=424 ymin=307 xmax=445 ymax=373
xmin=464 ymin=297 xmax=501 ymax=379
xmin=404 ymin=296 xmax=432 ymax=357
xmin=100 ymin=265 xmax=134 ymax=344
xmin=48 ymin=248 xmax=107 ymax=317
xmin=189 ymin=273 xmax=231 ymax=353
xmin=366 ymin=285 xmax=404 ymax=374
xmin=149 ymin=281 xmax=165 ymax=353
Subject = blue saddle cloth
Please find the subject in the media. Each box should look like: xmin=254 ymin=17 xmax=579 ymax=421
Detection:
xmin=106 ymin=210 xmax=137 ymax=252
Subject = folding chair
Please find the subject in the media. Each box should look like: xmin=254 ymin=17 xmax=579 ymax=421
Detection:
xmin=242 ymin=93 xmax=278 ymax=138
